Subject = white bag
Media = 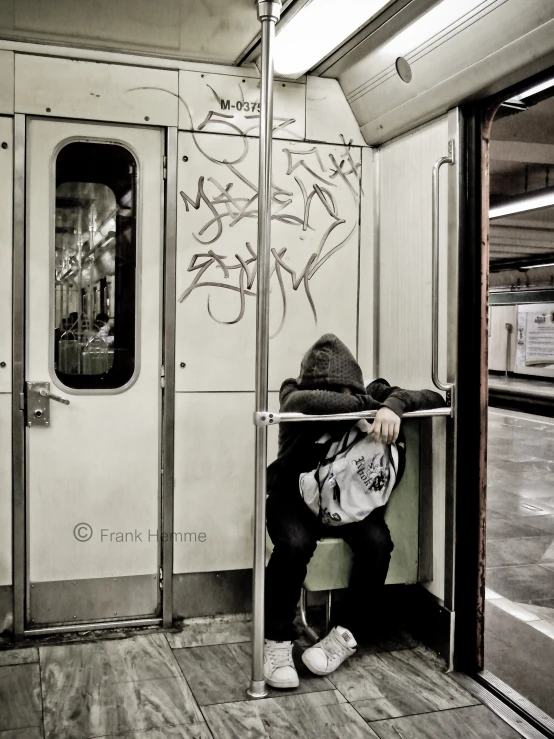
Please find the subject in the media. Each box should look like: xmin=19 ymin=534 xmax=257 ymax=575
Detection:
xmin=299 ymin=420 xmax=399 ymax=526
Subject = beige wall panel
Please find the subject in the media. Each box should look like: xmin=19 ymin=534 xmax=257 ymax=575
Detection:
xmin=0 ymin=117 xmax=12 ymax=392
xmin=174 ymin=391 xmax=279 ymax=574
xmin=15 ymin=55 xmax=178 ymax=126
xmin=378 ymin=115 xmax=450 ymax=601
xmin=357 ymin=147 xmax=375 ymax=381
xmin=489 ymin=305 xmax=517 ymax=372
xmin=0 ymin=0 xmax=260 ymax=65
xmin=306 ymin=77 xmax=365 ymax=147
xmin=378 ymin=118 xmax=448 ymax=390
xmin=176 ymin=132 xmax=361 ymax=392
xmin=179 ymin=71 xmax=306 ymax=140
xmin=0 ymin=51 xmax=14 ymax=114
xmin=0 ymin=395 xmax=11 ymax=585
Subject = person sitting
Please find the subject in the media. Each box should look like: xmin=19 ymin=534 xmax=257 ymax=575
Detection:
xmin=264 ymin=333 xmax=445 ymax=688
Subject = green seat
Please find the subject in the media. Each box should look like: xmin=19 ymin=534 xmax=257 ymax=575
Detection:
xmin=265 ymin=422 xmax=421 ymax=637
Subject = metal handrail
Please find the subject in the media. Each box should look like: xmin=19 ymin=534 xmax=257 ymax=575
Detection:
xmin=254 ymin=407 xmax=452 ymax=426
xmin=432 ymin=141 xmax=455 ymax=403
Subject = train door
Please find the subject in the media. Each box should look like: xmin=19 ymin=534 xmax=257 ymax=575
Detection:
xmin=376 ymin=110 xmax=460 ymax=662
xmin=25 ymin=118 xmax=164 ymax=627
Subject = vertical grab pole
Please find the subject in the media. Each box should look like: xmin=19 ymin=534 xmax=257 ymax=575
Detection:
xmin=248 ymin=0 xmax=282 ymax=700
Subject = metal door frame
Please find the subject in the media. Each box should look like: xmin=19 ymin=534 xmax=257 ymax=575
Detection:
xmin=452 ymin=66 xmax=554 ymax=736
xmin=11 ymin=115 xmax=177 ymax=636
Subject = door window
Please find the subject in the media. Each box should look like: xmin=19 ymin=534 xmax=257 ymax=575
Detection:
xmin=54 ymin=141 xmax=137 ymax=389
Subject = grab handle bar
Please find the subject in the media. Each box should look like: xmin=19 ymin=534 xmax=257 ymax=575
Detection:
xmin=432 ymin=140 xmax=455 ymax=404
xmin=254 ymin=407 xmax=452 ymax=426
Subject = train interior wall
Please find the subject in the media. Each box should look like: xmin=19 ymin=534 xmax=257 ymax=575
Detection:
xmin=0 ymin=42 xmax=456 ymax=634
xmin=0 ymin=0 xmax=553 ymax=650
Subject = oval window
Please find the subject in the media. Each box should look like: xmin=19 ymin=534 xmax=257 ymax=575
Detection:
xmin=54 ymin=141 xmax=137 ymax=390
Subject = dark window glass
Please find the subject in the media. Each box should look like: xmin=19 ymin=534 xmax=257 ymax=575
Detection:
xmin=54 ymin=142 xmax=137 ymax=389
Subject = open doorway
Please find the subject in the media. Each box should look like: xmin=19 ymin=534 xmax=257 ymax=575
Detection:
xmin=485 ymin=76 xmax=554 ymax=724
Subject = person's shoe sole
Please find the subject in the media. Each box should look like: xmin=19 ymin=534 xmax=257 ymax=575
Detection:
xmin=265 ymin=675 xmax=300 ymax=689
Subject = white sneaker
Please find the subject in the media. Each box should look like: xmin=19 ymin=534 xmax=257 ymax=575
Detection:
xmin=264 ymin=639 xmax=299 ymax=689
xmin=301 ymin=626 xmax=357 ymax=675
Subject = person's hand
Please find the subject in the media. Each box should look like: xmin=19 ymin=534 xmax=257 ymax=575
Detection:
xmin=371 ymin=407 xmax=400 ymax=444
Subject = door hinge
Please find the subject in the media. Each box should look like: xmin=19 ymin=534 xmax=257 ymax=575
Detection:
xmin=160 ymin=365 xmax=165 ymax=389
xmin=159 ymin=567 xmax=163 ymax=590
xmin=162 ymin=155 xmax=167 ymax=180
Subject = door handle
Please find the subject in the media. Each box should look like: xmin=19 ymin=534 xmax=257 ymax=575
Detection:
xmin=431 ymin=139 xmax=455 ymax=406
xmin=26 ymin=381 xmax=70 ymax=427
xmin=39 ymin=388 xmax=70 ymax=405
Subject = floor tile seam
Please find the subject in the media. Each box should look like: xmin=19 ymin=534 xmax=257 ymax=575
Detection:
xmin=325 ymin=646 xmax=417 ymax=692
xmin=34 ymin=648 xmax=46 ymax=737
xmin=222 ymin=641 xmax=255 ymax=683
xmin=355 ymin=696 xmax=483 ymax=725
xmin=489 ymin=411 xmax=554 ymax=427
xmin=154 ymin=632 xmax=194 ymax=678
xmin=54 ymin=718 xmax=214 ymax=739
xmin=167 ymin=636 xmax=234 ymax=714
xmin=487 ymin=534 xmax=554 ymax=542
xmin=486 ymin=562 xmax=550 ymax=570
xmin=0 ymin=721 xmax=44 ymax=734
xmin=200 ymin=705 xmax=239 ymax=739
xmin=167 ymin=637 xmax=251 ymax=649
xmin=195 ymin=684 xmax=345 ymax=709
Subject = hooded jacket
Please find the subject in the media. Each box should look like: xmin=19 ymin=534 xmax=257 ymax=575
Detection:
xmin=268 ymin=333 xmax=445 ymax=497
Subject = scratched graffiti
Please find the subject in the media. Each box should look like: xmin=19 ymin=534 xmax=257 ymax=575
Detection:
xmin=176 ymin=77 xmax=361 ymax=339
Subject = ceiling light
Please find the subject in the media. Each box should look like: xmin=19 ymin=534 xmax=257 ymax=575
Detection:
xmin=273 ymin=0 xmax=390 ymax=78
xmin=490 ymin=188 xmax=554 ymax=220
xmin=505 ymin=77 xmax=554 ymax=104
xmin=520 ymin=263 xmax=554 ymax=270
xmin=383 ymin=0 xmax=487 ymax=59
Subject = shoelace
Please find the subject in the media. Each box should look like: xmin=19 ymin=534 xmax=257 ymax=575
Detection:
xmin=318 ymin=631 xmax=351 ymax=662
xmin=267 ymin=644 xmax=294 ymax=668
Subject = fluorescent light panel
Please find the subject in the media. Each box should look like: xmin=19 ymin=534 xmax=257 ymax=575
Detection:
xmin=490 ymin=190 xmax=554 ymax=220
xmin=383 ymin=0 xmax=487 ymax=59
xmin=273 ymin=0 xmax=390 ymax=78
xmin=521 ymin=262 xmax=554 ymax=270
xmin=505 ymin=77 xmax=554 ymax=104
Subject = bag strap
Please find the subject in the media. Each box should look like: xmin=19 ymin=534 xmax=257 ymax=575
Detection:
xmin=324 ymin=424 xmax=366 ymax=465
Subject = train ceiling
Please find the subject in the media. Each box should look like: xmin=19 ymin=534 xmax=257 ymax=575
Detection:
xmin=0 ymin=0 xmax=266 ymax=66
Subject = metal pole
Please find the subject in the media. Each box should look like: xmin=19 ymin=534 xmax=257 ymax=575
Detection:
xmin=248 ymin=0 xmax=282 ymax=700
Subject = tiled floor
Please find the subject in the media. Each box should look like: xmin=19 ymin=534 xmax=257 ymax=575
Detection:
xmin=486 ymin=407 xmax=554 ymax=717
xmin=0 ymin=618 xmax=527 ymax=739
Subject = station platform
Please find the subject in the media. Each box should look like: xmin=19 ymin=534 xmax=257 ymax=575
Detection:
xmin=486 ymin=408 xmax=554 ymax=720
xmin=489 ymin=375 xmax=554 ymax=416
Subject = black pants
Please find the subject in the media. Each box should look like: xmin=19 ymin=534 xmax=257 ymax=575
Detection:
xmin=265 ymin=492 xmax=394 ymax=641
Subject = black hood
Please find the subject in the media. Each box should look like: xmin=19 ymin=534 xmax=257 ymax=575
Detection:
xmin=297 ymin=334 xmax=365 ymax=394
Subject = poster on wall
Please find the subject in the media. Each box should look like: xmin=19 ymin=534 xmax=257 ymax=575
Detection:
xmin=525 ymin=311 xmax=554 ymax=366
